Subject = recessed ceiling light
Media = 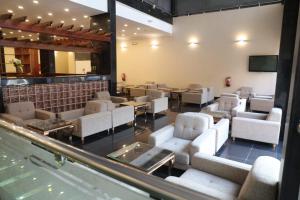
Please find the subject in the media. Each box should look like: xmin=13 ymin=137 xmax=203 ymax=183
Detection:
xmin=72 ymin=18 xmax=76 ymax=21
xmin=0 ymin=27 xmax=2 ymax=30
xmin=80 ymin=25 xmax=84 ymax=28
xmin=93 ymin=22 xmax=97 ymax=26
xmin=124 ymin=24 xmax=128 ymax=27
xmin=134 ymin=32 xmax=137 ymax=35
xmin=64 ymin=8 xmax=69 ymax=12
xmin=25 ymin=19 xmax=30 ymax=22
xmin=48 ymin=13 xmax=53 ymax=16
xmin=18 ymin=5 xmax=24 ymax=10
xmin=7 ymin=10 xmax=13 ymax=13
xmin=18 ymin=30 xmax=22 ymax=33
xmin=33 ymin=0 xmax=39 ymax=4
xmin=83 ymin=15 xmax=88 ymax=19
xmin=28 ymin=34 xmax=32 ymax=37
xmin=2 ymin=33 xmax=6 ymax=36
xmin=137 ymin=27 xmax=141 ymax=30
xmin=37 ymin=16 xmax=42 ymax=19
xmin=30 ymin=39 xmax=33 ymax=41
xmin=122 ymin=29 xmax=125 ymax=32
xmin=21 ymin=35 xmax=25 ymax=38
xmin=60 ymin=20 xmax=64 ymax=24
xmin=121 ymin=34 xmax=125 ymax=37
xmin=37 ymin=37 xmax=39 ymax=40
xmin=99 ymin=28 xmax=103 ymax=31
xmin=9 ymin=31 xmax=13 ymax=34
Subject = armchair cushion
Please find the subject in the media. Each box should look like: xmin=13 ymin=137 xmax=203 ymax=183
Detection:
xmin=174 ymin=113 xmax=209 ymax=140
xmin=6 ymin=101 xmax=35 ymax=120
xmin=58 ymin=108 xmax=84 ymax=121
xmin=218 ymin=96 xmax=239 ymax=112
xmin=238 ymin=156 xmax=280 ymax=200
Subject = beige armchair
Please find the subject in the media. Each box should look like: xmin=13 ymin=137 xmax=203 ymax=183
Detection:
xmin=182 ymin=88 xmax=208 ymax=107
xmin=250 ymin=95 xmax=274 ymax=112
xmin=95 ymin=91 xmax=127 ymax=104
xmin=134 ymin=90 xmax=168 ymax=118
xmin=0 ymin=101 xmax=55 ymax=126
xmin=58 ymin=101 xmax=112 ymax=144
xmin=235 ymin=86 xmax=254 ymax=99
xmin=166 ymin=153 xmax=280 ymax=200
xmin=130 ymin=87 xmax=146 ymax=97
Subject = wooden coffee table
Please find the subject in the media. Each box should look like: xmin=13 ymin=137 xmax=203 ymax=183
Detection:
xmin=107 ymin=142 xmax=175 ymax=175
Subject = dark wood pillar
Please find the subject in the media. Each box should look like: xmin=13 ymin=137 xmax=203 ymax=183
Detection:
xmin=274 ymin=0 xmax=300 ymax=139
xmin=39 ymin=34 xmax=55 ymax=74
xmin=90 ymin=0 xmax=117 ymax=95
xmin=0 ymin=31 xmax=5 ymax=74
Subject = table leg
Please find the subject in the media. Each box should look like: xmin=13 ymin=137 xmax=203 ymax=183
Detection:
xmin=168 ymin=158 xmax=175 ymax=176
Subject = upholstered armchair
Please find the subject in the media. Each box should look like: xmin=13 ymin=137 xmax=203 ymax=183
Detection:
xmin=182 ymin=88 xmax=208 ymax=107
xmin=58 ymin=101 xmax=112 ymax=144
xmin=149 ymin=113 xmax=218 ymax=169
xmin=0 ymin=101 xmax=55 ymax=126
xmin=232 ymin=108 xmax=282 ymax=148
xmin=134 ymin=90 xmax=168 ymax=117
xmin=157 ymin=83 xmax=174 ymax=97
xmin=204 ymin=94 xmax=246 ymax=119
xmin=250 ymin=95 xmax=274 ymax=112
xmin=235 ymin=86 xmax=254 ymax=99
xmin=95 ymin=91 xmax=127 ymax=104
xmin=206 ymin=87 xmax=215 ymax=103
xmin=130 ymin=87 xmax=146 ymax=97
xmin=166 ymin=153 xmax=280 ymax=200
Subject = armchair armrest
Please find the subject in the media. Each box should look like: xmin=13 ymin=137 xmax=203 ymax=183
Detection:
xmin=190 ymin=129 xmax=216 ymax=156
xmin=111 ymin=96 xmax=128 ymax=103
xmin=206 ymin=102 xmax=219 ymax=112
xmin=35 ymin=109 xmax=56 ymax=120
xmin=191 ymin=153 xmax=251 ymax=185
xmin=58 ymin=108 xmax=84 ymax=120
xmin=151 ymin=97 xmax=168 ymax=113
xmin=148 ymin=125 xmax=174 ymax=146
xmin=213 ymin=118 xmax=230 ymax=152
xmin=237 ymin=111 xmax=268 ymax=120
xmin=232 ymin=99 xmax=247 ymax=117
xmin=79 ymin=112 xmax=112 ymax=136
xmin=0 ymin=113 xmax=24 ymax=125
xmin=134 ymin=96 xmax=149 ymax=102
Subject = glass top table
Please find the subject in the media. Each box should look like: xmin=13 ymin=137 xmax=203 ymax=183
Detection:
xmin=26 ymin=118 xmax=74 ymax=136
xmin=107 ymin=142 xmax=175 ymax=174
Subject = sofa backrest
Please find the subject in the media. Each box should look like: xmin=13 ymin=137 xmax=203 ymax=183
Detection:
xmin=95 ymin=91 xmax=111 ymax=101
xmin=266 ymin=108 xmax=282 ymax=122
xmin=221 ymin=93 xmax=239 ymax=98
xmin=147 ymin=89 xmax=165 ymax=100
xmin=174 ymin=113 xmax=209 ymax=140
xmin=188 ymin=83 xmax=202 ymax=91
xmin=7 ymin=101 xmax=35 ymax=120
xmin=239 ymin=87 xmax=253 ymax=97
xmin=238 ymin=156 xmax=280 ymax=200
xmin=157 ymin=83 xmax=167 ymax=88
xmin=84 ymin=101 xmax=107 ymax=115
xmin=218 ymin=96 xmax=239 ymax=112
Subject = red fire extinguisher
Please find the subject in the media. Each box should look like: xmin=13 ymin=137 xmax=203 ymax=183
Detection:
xmin=225 ymin=77 xmax=231 ymax=87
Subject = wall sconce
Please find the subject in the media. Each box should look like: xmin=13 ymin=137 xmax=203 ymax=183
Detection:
xmin=151 ymin=40 xmax=159 ymax=49
xmin=120 ymin=42 xmax=128 ymax=51
xmin=188 ymin=37 xmax=199 ymax=48
xmin=235 ymin=35 xmax=249 ymax=46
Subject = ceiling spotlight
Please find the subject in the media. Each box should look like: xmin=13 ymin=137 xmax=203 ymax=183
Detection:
xmin=21 ymin=35 xmax=25 ymax=38
xmin=99 ymin=28 xmax=103 ymax=31
xmin=2 ymin=33 xmax=6 ymax=36
xmin=9 ymin=31 xmax=13 ymax=34
xmin=124 ymin=24 xmax=128 ymax=27
xmin=37 ymin=16 xmax=42 ymax=19
xmin=18 ymin=30 xmax=22 ymax=33
xmin=7 ymin=10 xmax=13 ymax=13
xmin=60 ymin=20 xmax=64 ymax=24
xmin=64 ymin=8 xmax=69 ymax=12
xmin=33 ymin=0 xmax=39 ymax=4
xmin=137 ymin=27 xmax=141 ymax=30
xmin=30 ymin=39 xmax=33 ymax=41
xmin=72 ymin=18 xmax=76 ymax=21
xmin=48 ymin=13 xmax=53 ymax=16
xmin=28 ymin=34 xmax=32 ymax=37
xmin=122 ymin=29 xmax=125 ymax=32
xmin=80 ymin=25 xmax=84 ymax=28
xmin=83 ymin=15 xmax=88 ymax=18
xmin=18 ymin=5 xmax=24 ymax=10
xmin=25 ymin=19 xmax=30 ymax=22
xmin=92 ymin=22 xmax=97 ymax=26
xmin=134 ymin=32 xmax=137 ymax=35
xmin=0 ymin=27 xmax=2 ymax=30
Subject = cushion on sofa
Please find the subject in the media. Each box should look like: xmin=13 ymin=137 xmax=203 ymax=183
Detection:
xmin=238 ymin=156 xmax=280 ymax=200
xmin=7 ymin=102 xmax=35 ymax=120
xmin=158 ymin=137 xmax=190 ymax=165
xmin=174 ymin=113 xmax=209 ymax=140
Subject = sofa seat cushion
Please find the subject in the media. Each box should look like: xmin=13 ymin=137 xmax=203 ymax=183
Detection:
xmin=181 ymin=169 xmax=241 ymax=198
xmin=24 ymin=118 xmax=44 ymax=125
xmin=158 ymin=137 xmax=190 ymax=165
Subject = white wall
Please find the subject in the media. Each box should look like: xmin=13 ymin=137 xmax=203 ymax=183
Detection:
xmin=117 ymin=4 xmax=283 ymax=96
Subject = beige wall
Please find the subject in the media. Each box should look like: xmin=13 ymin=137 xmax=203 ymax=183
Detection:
xmin=117 ymin=4 xmax=283 ymax=96
xmin=4 ymin=47 xmax=16 ymax=72
xmin=55 ymin=51 xmax=76 ymax=74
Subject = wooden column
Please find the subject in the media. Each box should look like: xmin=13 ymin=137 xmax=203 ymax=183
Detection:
xmin=39 ymin=34 xmax=55 ymax=74
xmin=91 ymin=0 xmax=116 ymax=95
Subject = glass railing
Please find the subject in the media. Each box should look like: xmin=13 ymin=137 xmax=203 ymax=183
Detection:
xmin=0 ymin=120 xmax=215 ymax=200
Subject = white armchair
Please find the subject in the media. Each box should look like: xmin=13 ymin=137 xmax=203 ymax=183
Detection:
xmin=235 ymin=86 xmax=254 ymax=99
xmin=182 ymin=88 xmax=208 ymax=107
xmin=130 ymin=87 xmax=146 ymax=97
xmin=204 ymin=94 xmax=246 ymax=119
xmin=0 ymin=101 xmax=55 ymax=126
xmin=58 ymin=101 xmax=112 ymax=144
xmin=149 ymin=113 xmax=217 ymax=169
xmin=232 ymin=108 xmax=282 ymax=147
xmin=135 ymin=90 xmax=168 ymax=118
xmin=250 ymin=95 xmax=274 ymax=112
xmin=95 ymin=91 xmax=127 ymax=104
xmin=166 ymin=153 xmax=280 ymax=200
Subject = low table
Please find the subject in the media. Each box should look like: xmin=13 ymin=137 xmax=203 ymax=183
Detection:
xmin=170 ymin=89 xmax=187 ymax=110
xmin=107 ymin=142 xmax=175 ymax=175
xmin=201 ymin=110 xmax=230 ymax=124
xmin=120 ymin=101 xmax=148 ymax=125
xmin=27 ymin=119 xmax=74 ymax=140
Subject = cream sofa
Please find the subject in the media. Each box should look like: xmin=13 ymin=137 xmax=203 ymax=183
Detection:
xmin=149 ymin=112 xmax=229 ymax=169
xmin=95 ymin=91 xmax=127 ymax=104
xmin=166 ymin=153 xmax=280 ymax=200
xmin=0 ymin=101 xmax=55 ymax=126
xmin=250 ymin=95 xmax=274 ymax=112
xmin=232 ymin=108 xmax=282 ymax=147
xmin=135 ymin=90 xmax=168 ymax=118
xmin=58 ymin=101 xmax=112 ymax=144
xmin=204 ymin=94 xmax=246 ymax=119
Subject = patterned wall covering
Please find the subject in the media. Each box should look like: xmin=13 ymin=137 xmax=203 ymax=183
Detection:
xmin=2 ymin=80 xmax=108 ymax=113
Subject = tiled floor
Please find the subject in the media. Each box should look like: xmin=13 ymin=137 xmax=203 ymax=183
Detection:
xmin=61 ymin=101 xmax=282 ymax=176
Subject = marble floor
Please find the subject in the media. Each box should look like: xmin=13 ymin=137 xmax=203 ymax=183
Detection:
xmin=60 ymin=101 xmax=282 ymax=177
